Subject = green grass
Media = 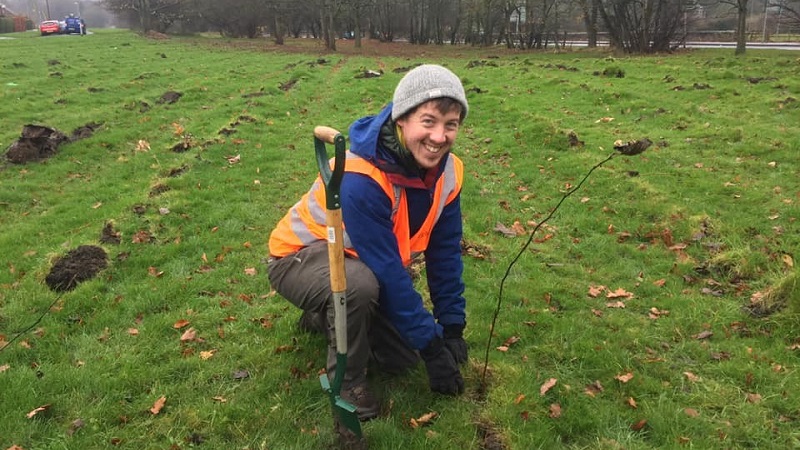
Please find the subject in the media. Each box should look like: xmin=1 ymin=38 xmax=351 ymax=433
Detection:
xmin=1 ymin=29 xmax=799 ymax=449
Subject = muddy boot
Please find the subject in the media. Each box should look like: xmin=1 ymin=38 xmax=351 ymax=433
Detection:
xmin=340 ymin=378 xmax=380 ymax=421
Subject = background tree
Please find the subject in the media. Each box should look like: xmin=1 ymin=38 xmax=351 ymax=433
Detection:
xmin=597 ymin=0 xmax=689 ymax=52
xmin=715 ymin=0 xmax=749 ymax=53
xmin=774 ymin=0 xmax=799 ymax=32
xmin=372 ymin=0 xmax=402 ymax=40
xmin=101 ymin=0 xmax=188 ymax=32
xmin=578 ymin=0 xmax=600 ymax=46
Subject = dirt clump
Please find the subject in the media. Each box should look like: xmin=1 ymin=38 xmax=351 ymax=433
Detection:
xmin=157 ymin=91 xmax=182 ymax=104
xmin=4 ymin=122 xmax=103 ymax=164
xmin=45 ymin=245 xmax=108 ymax=292
xmin=100 ymin=222 xmax=122 ymax=245
xmin=70 ymin=122 xmax=103 ymax=140
xmin=5 ymin=125 xmax=68 ymax=164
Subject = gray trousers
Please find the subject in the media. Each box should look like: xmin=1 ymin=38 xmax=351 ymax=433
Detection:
xmin=267 ymin=241 xmax=418 ymax=384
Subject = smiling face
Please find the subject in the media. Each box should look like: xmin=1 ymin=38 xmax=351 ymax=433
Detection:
xmin=395 ymin=100 xmax=463 ymax=171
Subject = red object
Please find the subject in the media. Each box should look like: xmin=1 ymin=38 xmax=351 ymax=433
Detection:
xmin=39 ymin=20 xmax=60 ymax=35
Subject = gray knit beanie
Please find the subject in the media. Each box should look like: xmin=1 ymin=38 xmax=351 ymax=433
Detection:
xmin=391 ymin=64 xmax=468 ymax=121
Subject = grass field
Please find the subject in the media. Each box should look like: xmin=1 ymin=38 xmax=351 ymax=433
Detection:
xmin=1 ymin=29 xmax=799 ymax=449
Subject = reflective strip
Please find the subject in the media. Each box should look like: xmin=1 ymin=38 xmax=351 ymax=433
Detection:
xmin=432 ymin=156 xmax=458 ymax=223
xmin=287 ymin=179 xmax=327 ymax=246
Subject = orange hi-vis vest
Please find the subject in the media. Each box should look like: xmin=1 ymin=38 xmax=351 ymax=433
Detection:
xmin=268 ymin=151 xmax=463 ymax=267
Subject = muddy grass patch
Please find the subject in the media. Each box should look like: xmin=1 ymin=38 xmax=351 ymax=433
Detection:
xmin=157 ymin=91 xmax=183 ymax=105
xmin=45 ymin=245 xmax=108 ymax=292
xmin=476 ymin=419 xmax=508 ymax=450
xmin=100 ymin=222 xmax=122 ymax=245
xmin=4 ymin=122 xmax=103 ymax=164
xmin=4 ymin=125 xmax=68 ymax=164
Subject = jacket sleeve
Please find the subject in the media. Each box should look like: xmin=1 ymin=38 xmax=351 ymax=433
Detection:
xmin=424 ymin=194 xmax=466 ymax=327
xmin=340 ymin=173 xmax=439 ymax=350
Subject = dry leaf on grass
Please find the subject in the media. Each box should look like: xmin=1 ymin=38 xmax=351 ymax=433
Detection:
xmin=588 ymin=285 xmax=606 ymax=298
xmin=540 ymin=378 xmax=557 ymax=396
xmin=149 ymin=396 xmax=166 ymax=414
xmin=409 ymin=411 xmax=438 ymax=428
xmin=26 ymin=404 xmax=51 ymax=418
xmin=180 ymin=328 xmax=197 ymax=342
xmin=683 ymin=372 xmax=700 ymax=383
xmin=606 ymin=288 xmax=634 ymax=299
xmin=584 ymin=380 xmax=604 ymax=397
xmin=615 ymin=372 xmax=634 ymax=383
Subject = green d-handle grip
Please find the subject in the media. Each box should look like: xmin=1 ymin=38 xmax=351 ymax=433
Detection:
xmin=314 ymin=126 xmax=347 ymax=211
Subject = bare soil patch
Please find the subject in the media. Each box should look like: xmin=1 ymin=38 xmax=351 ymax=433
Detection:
xmin=45 ymin=245 xmax=108 ymax=292
xmin=4 ymin=123 xmax=103 ymax=164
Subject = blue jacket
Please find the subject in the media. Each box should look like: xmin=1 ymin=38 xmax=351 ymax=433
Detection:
xmin=343 ymin=103 xmax=466 ymax=350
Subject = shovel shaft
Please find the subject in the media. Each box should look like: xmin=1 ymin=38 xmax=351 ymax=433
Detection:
xmin=326 ymin=208 xmax=348 ymax=356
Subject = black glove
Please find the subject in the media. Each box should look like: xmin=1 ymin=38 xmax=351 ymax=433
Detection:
xmin=443 ymin=323 xmax=468 ymax=365
xmin=420 ymin=337 xmax=464 ymax=395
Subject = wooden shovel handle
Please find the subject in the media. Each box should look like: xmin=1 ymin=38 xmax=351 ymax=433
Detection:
xmin=314 ymin=126 xmax=341 ymax=145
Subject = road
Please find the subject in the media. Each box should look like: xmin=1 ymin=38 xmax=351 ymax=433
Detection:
xmin=562 ymin=40 xmax=800 ymax=51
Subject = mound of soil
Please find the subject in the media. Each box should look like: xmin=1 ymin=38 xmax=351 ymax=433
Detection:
xmin=5 ymin=125 xmax=68 ymax=164
xmin=4 ymin=122 xmax=103 ymax=164
xmin=70 ymin=122 xmax=103 ymax=140
xmin=45 ymin=245 xmax=108 ymax=292
xmin=158 ymin=91 xmax=182 ymax=104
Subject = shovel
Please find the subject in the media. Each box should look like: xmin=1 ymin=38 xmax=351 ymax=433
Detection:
xmin=313 ymin=126 xmax=363 ymax=441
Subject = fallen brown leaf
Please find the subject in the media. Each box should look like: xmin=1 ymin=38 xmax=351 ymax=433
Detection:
xmin=615 ymin=372 xmax=634 ymax=383
xmin=409 ymin=411 xmax=438 ymax=428
xmin=549 ymin=403 xmax=562 ymax=418
xmin=540 ymin=378 xmax=557 ymax=396
xmin=149 ymin=396 xmax=166 ymax=415
xmin=746 ymin=393 xmax=762 ymax=403
xmin=588 ymin=285 xmax=606 ymax=298
xmin=606 ymin=287 xmax=634 ymax=299
xmin=180 ymin=328 xmax=197 ymax=342
xmin=692 ymin=330 xmax=713 ymax=340
xmin=26 ymin=404 xmax=51 ymax=419
xmin=683 ymin=372 xmax=700 ymax=383
xmin=585 ymin=380 xmax=604 ymax=397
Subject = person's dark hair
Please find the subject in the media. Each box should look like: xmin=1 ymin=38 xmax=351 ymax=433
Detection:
xmin=400 ymin=97 xmax=466 ymax=123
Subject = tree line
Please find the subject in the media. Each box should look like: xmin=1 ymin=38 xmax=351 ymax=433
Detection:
xmin=100 ymin=0 xmax=800 ymax=53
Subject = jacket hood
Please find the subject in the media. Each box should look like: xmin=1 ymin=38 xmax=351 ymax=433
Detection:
xmin=348 ymin=103 xmax=395 ymax=165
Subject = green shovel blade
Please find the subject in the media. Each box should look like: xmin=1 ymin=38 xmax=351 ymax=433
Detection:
xmin=320 ymin=372 xmax=362 ymax=438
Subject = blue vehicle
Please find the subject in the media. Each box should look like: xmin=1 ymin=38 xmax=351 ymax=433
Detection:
xmin=64 ymin=14 xmax=85 ymax=35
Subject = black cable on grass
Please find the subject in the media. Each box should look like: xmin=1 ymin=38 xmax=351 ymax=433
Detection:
xmin=0 ymin=291 xmax=67 ymax=354
xmin=479 ymin=152 xmax=618 ymax=390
